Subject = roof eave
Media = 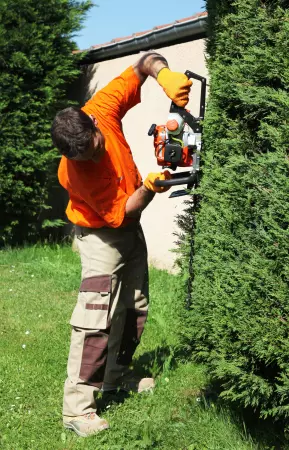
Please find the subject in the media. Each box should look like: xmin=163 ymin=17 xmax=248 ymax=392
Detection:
xmin=79 ymin=14 xmax=207 ymax=65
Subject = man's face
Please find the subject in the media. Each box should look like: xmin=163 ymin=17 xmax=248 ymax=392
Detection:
xmin=71 ymin=115 xmax=106 ymax=163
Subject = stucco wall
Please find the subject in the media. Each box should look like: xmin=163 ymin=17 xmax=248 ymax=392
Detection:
xmin=82 ymin=39 xmax=208 ymax=271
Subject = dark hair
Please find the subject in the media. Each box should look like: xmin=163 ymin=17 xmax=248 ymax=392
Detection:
xmin=51 ymin=106 xmax=94 ymax=158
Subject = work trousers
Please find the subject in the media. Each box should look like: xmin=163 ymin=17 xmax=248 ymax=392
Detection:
xmin=63 ymin=223 xmax=149 ymax=417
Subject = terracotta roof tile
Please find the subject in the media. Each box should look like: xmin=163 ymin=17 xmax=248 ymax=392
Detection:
xmin=112 ymin=35 xmax=133 ymax=43
xmin=133 ymin=30 xmax=151 ymax=37
xmin=176 ymin=12 xmax=207 ymax=23
xmin=91 ymin=41 xmax=111 ymax=49
xmin=153 ymin=23 xmax=173 ymax=30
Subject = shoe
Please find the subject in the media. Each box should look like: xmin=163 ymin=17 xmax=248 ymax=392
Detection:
xmin=63 ymin=412 xmax=109 ymax=437
xmin=136 ymin=377 xmax=155 ymax=393
xmin=103 ymin=377 xmax=155 ymax=394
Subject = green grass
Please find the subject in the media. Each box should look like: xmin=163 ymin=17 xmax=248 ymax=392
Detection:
xmin=0 ymin=244 xmax=282 ymax=449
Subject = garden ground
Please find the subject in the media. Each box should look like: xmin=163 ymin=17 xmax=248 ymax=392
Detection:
xmin=0 ymin=245 xmax=286 ymax=449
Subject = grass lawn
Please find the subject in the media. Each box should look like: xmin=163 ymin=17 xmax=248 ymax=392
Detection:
xmin=0 ymin=245 xmax=285 ymax=449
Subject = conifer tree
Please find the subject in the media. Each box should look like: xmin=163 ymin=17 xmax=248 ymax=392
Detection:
xmin=179 ymin=0 xmax=289 ymax=420
xmin=0 ymin=0 xmax=92 ymax=245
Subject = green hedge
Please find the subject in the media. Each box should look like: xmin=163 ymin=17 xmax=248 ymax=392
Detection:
xmin=0 ymin=0 xmax=91 ymax=245
xmin=182 ymin=0 xmax=289 ymax=421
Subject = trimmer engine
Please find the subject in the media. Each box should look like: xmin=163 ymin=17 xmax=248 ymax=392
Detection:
xmin=148 ymin=70 xmax=207 ymax=197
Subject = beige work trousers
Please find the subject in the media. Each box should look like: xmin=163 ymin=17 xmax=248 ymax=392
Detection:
xmin=63 ymin=222 xmax=149 ymax=417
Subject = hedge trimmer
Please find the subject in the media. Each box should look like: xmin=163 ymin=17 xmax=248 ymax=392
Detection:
xmin=148 ymin=70 xmax=207 ymax=198
xmin=148 ymin=71 xmax=207 ymax=309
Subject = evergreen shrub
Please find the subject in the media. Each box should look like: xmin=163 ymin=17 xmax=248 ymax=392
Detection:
xmin=0 ymin=0 xmax=91 ymax=245
xmin=180 ymin=0 xmax=289 ymax=420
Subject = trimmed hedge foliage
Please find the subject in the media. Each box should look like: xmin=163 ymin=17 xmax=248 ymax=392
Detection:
xmin=0 ymin=0 xmax=91 ymax=245
xmin=182 ymin=0 xmax=289 ymax=420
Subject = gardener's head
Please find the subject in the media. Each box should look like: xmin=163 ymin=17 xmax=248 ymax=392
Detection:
xmin=51 ymin=107 xmax=105 ymax=162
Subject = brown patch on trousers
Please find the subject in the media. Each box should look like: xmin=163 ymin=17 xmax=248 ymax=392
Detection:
xmin=80 ymin=275 xmax=111 ymax=293
xmin=85 ymin=304 xmax=109 ymax=311
xmin=79 ymin=330 xmax=109 ymax=387
xmin=116 ymin=309 xmax=148 ymax=366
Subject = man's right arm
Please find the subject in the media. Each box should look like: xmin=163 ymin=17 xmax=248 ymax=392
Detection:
xmin=125 ymin=170 xmax=172 ymax=218
xmin=125 ymin=185 xmax=155 ymax=218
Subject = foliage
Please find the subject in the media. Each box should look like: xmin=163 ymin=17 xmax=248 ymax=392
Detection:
xmin=0 ymin=0 xmax=92 ymax=245
xmin=178 ymin=0 xmax=289 ymax=421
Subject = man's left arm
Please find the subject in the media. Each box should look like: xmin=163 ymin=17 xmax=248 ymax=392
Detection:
xmin=133 ymin=51 xmax=168 ymax=85
xmin=84 ymin=51 xmax=192 ymax=120
xmin=133 ymin=51 xmax=192 ymax=108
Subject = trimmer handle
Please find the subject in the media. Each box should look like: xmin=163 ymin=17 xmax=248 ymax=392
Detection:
xmin=170 ymin=70 xmax=207 ymax=132
xmin=154 ymin=171 xmax=199 ymax=188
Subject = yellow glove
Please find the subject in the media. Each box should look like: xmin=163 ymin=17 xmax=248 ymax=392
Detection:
xmin=143 ymin=171 xmax=172 ymax=193
xmin=157 ymin=68 xmax=192 ymax=108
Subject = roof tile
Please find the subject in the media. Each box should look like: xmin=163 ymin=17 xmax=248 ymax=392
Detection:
xmin=153 ymin=23 xmax=173 ymax=30
xmin=133 ymin=30 xmax=151 ymax=37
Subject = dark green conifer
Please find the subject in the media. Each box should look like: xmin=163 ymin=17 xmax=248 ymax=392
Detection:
xmin=179 ymin=0 xmax=289 ymax=419
xmin=0 ymin=0 xmax=91 ymax=244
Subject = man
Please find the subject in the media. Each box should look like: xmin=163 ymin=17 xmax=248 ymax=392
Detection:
xmin=51 ymin=51 xmax=192 ymax=437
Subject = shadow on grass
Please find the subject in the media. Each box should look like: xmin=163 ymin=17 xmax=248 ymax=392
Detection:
xmin=95 ymin=345 xmax=174 ymax=413
xmin=199 ymin=380 xmax=288 ymax=450
xmin=132 ymin=345 xmax=176 ymax=378
xmin=133 ymin=345 xmax=288 ymax=449
xmin=95 ymin=389 xmax=131 ymax=413
xmin=96 ymin=345 xmax=288 ymax=448
xmin=170 ymin=344 xmax=289 ymax=449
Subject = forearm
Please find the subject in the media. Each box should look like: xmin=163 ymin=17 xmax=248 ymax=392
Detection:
xmin=125 ymin=185 xmax=155 ymax=218
xmin=133 ymin=51 xmax=168 ymax=84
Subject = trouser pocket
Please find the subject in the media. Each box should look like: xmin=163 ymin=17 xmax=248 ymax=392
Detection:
xmin=70 ymin=275 xmax=112 ymax=330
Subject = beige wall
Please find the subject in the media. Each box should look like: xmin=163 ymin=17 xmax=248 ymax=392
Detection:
xmin=82 ymin=39 xmax=208 ymax=271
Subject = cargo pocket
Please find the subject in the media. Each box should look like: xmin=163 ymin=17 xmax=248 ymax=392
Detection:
xmin=70 ymin=275 xmax=112 ymax=330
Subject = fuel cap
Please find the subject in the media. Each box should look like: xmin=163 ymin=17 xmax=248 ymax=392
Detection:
xmin=166 ymin=119 xmax=179 ymax=131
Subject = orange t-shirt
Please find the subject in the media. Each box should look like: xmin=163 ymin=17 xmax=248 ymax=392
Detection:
xmin=58 ymin=66 xmax=142 ymax=228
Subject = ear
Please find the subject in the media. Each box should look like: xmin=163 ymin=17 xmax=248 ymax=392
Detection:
xmin=89 ymin=114 xmax=98 ymax=127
